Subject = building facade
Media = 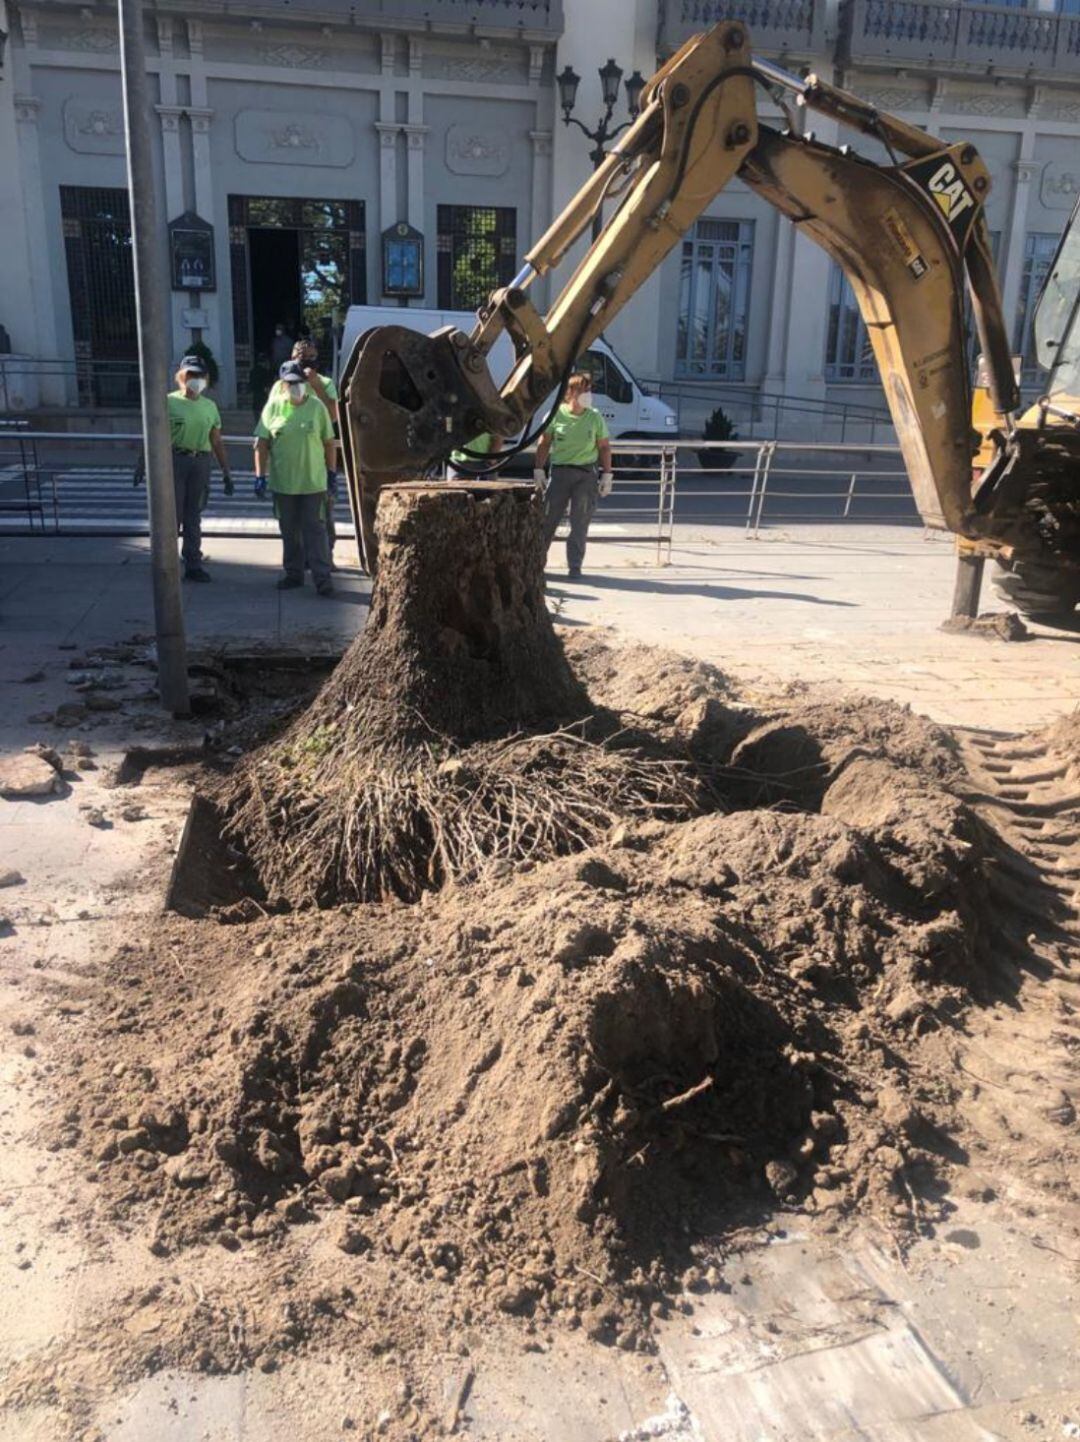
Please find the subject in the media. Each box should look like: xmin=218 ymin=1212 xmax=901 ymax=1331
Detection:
xmin=1 ymin=0 xmax=1078 ymax=435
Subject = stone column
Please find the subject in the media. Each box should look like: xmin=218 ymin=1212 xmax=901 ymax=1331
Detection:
xmin=780 ymin=116 xmax=839 ymax=435
xmin=375 ymin=121 xmax=399 ymax=238
xmin=403 ymin=123 xmax=429 ymax=235
xmin=13 ymin=93 xmax=65 ymax=403
xmin=1000 ymin=147 xmax=1040 ymax=354
xmin=529 ymin=130 xmax=553 ymax=312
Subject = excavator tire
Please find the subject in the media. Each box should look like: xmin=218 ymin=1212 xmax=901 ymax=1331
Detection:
xmin=992 ymin=557 xmax=1080 ymax=622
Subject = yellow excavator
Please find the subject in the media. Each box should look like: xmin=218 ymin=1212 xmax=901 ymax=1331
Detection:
xmin=339 ymin=20 xmax=1080 ymax=622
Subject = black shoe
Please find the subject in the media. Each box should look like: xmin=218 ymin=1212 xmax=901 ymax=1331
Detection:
xmin=184 ymin=567 xmax=211 ymax=583
xmin=316 ymin=581 xmax=335 ymax=597
xmin=568 ymin=567 xmax=583 ymax=580
xmin=276 ymin=575 xmax=303 ymax=591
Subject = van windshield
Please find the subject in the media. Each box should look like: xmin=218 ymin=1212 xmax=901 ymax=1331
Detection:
xmin=1034 ymin=196 xmax=1080 ymax=401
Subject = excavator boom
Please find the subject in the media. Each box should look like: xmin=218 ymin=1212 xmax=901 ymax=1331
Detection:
xmin=341 ymin=22 xmax=1022 ymax=569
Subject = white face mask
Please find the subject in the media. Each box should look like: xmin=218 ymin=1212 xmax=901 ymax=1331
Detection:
xmin=187 ymin=377 xmax=207 ymax=395
xmin=577 ymin=390 xmax=593 ymax=410
xmin=287 ymin=382 xmax=306 ymax=402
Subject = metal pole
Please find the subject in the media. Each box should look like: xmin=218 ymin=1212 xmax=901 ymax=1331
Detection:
xmin=843 ymin=471 xmax=857 ymax=518
xmin=118 ymin=0 xmax=190 ymax=716
xmin=950 ymin=551 xmax=985 ymax=620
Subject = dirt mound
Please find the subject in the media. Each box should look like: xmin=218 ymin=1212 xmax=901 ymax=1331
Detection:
xmin=42 ymin=641 xmax=1013 ymax=1389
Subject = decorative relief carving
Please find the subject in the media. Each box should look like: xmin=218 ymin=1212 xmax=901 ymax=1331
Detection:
xmin=63 ymin=98 xmax=125 ymax=154
xmin=403 ymin=124 xmax=428 ymax=153
xmin=156 ymin=105 xmax=183 ymax=134
xmin=424 ymin=40 xmax=523 ymax=83
xmin=861 ymin=87 xmax=923 ymax=111
xmin=446 ymin=124 xmax=510 ymax=176
xmin=950 ymin=92 xmax=1023 ymax=117
xmin=19 ymin=8 xmax=39 ymax=47
xmin=188 ymin=108 xmax=214 ymax=136
xmin=15 ymin=95 xmax=42 ymax=125
xmin=529 ymin=129 xmax=552 ymax=157
xmin=376 ymin=122 xmax=399 ymax=150
xmin=1040 ymin=162 xmax=1080 ymax=210
xmin=50 ymin=26 xmax=118 ymax=52
xmin=235 ymin=110 xmax=354 ymax=167
xmin=1040 ymin=99 xmax=1080 ymax=123
xmin=257 ymin=43 xmax=326 ymax=69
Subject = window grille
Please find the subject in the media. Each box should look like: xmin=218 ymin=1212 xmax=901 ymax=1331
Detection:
xmin=60 ymin=187 xmax=139 ymax=408
xmin=436 ymin=206 xmax=517 ymax=311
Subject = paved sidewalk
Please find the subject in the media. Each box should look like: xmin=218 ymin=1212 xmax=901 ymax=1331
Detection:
xmin=549 ymin=524 xmax=1080 ymax=731
xmin=2 ymin=525 xmax=1078 ymax=733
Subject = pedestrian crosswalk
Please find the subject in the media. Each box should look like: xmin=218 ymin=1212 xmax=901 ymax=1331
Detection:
xmin=0 ymin=466 xmax=355 ymax=536
xmin=0 ymin=465 xmax=633 ymax=538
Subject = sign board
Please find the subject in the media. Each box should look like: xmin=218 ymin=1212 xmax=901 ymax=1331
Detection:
xmin=169 ymin=211 xmax=216 ymax=293
xmin=382 ymin=221 xmax=423 ymax=298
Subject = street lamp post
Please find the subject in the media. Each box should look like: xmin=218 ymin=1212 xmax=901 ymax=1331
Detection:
xmin=557 ymin=58 xmax=646 ymax=239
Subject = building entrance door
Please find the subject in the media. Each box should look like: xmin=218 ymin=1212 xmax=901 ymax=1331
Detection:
xmin=228 ymin=196 xmax=365 ymax=409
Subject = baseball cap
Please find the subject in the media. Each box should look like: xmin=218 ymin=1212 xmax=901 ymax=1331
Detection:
xmin=279 ymin=360 xmax=307 ymax=384
xmin=178 ymin=354 xmax=208 ymax=376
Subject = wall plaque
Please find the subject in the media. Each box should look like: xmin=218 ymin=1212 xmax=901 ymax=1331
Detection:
xmin=169 ymin=211 xmax=216 ymax=293
xmin=382 ymin=222 xmax=424 ymax=298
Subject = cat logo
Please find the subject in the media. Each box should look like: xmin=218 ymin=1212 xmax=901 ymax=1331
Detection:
xmin=926 ymin=162 xmax=975 ymax=224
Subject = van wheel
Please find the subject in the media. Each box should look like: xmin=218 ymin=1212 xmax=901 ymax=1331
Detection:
xmin=992 ymin=557 xmax=1080 ymax=622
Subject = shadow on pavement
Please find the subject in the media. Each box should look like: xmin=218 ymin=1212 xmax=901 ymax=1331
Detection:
xmin=554 ymin=573 xmax=859 ymax=608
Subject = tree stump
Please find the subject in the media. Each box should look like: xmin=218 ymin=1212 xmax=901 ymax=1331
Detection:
xmin=312 ymin=481 xmax=587 ymax=746
xmin=218 ymin=482 xmax=695 ymax=906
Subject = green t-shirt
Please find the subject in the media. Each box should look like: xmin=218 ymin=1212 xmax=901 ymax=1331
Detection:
xmin=450 ymin=432 xmax=495 ymax=466
xmin=544 ymin=404 xmax=608 ymax=467
xmin=167 ymin=392 xmax=221 ymax=453
xmin=255 ymin=395 xmax=333 ymax=494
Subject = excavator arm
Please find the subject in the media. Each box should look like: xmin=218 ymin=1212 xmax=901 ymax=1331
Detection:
xmin=341 ymin=20 xmax=1019 ymax=567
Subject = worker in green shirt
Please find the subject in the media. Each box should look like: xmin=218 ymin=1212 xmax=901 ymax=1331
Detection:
xmin=534 ymin=371 xmax=614 ymax=579
xmin=253 ymin=360 xmax=337 ymax=595
xmin=167 ymin=355 xmax=233 ymax=582
xmin=448 ymin=431 xmax=503 ymax=478
xmin=290 ymin=338 xmax=342 ymax=565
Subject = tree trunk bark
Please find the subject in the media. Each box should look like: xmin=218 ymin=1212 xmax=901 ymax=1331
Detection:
xmin=309 ymin=480 xmax=588 ymax=745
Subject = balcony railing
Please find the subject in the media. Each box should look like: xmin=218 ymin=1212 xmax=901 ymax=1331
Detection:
xmin=847 ymin=0 xmax=1080 ymax=75
xmin=658 ymin=0 xmax=827 ymax=58
xmin=25 ymin=0 xmax=565 ymax=38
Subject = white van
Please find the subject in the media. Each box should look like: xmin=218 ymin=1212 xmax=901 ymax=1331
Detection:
xmin=337 ymin=305 xmax=677 ymax=443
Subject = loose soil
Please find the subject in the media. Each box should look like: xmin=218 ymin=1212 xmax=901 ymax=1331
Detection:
xmin=9 ymin=634 xmax=1079 ymax=1439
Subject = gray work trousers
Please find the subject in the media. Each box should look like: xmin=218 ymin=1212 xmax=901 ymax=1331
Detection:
xmin=274 ymin=491 xmax=331 ymax=585
xmin=173 ymin=450 xmax=211 ymax=570
xmin=543 ymin=464 xmax=599 ymax=571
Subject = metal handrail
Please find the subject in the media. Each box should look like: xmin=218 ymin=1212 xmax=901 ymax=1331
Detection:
xmin=0 ymin=432 xmax=920 ymax=549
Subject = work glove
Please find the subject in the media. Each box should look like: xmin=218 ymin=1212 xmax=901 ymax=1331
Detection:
xmin=223 ymin=471 xmax=235 ymax=497
xmin=532 ymin=467 xmax=547 ymax=490
xmin=326 ymin=469 xmax=339 ymax=497
xmin=598 ymin=471 xmax=615 ymax=498
xmin=254 ymin=476 xmax=268 ymax=499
